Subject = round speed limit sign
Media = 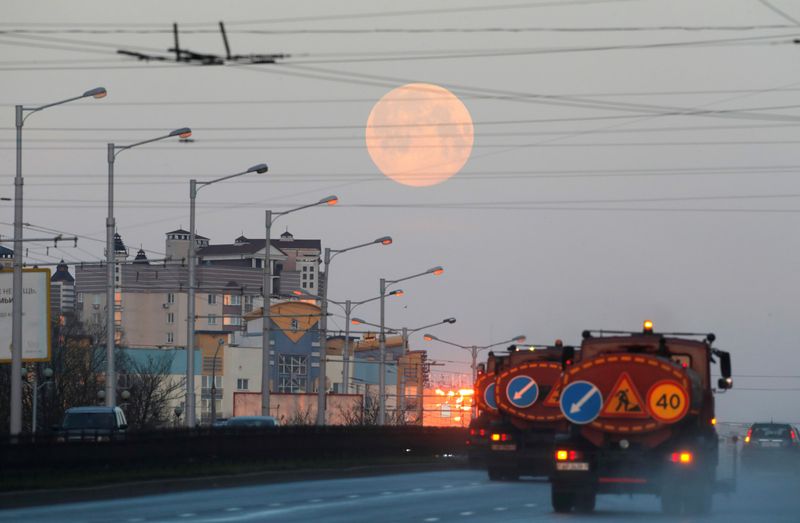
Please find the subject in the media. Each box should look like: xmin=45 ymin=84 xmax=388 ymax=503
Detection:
xmin=646 ymin=380 xmax=689 ymax=423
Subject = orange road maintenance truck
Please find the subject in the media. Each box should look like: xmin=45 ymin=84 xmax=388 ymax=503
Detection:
xmin=549 ymin=321 xmax=734 ymax=515
xmin=474 ymin=342 xmax=573 ymax=481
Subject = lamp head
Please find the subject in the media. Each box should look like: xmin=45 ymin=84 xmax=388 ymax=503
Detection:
xmin=320 ymin=195 xmax=338 ymax=206
xmin=444 ymin=317 xmax=456 ymax=324
xmin=292 ymin=290 xmax=303 ymax=296
xmin=423 ymin=333 xmax=437 ymax=342
xmin=43 ymin=367 xmax=54 ymax=379
xmin=513 ymin=335 xmax=527 ymax=343
xmin=376 ymin=236 xmax=393 ymax=245
xmin=120 ymin=390 xmax=131 ymax=401
xmin=248 ymin=163 xmax=269 ymax=174
xmin=389 ymin=289 xmax=404 ymax=297
xmin=84 ymin=87 xmax=107 ymax=99
xmin=428 ymin=266 xmax=444 ymax=276
xmin=351 ymin=317 xmax=365 ymax=325
xmin=170 ymin=127 xmax=193 ymax=139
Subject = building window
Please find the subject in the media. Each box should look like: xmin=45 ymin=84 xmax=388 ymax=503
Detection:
xmin=278 ymin=355 xmax=307 ymax=393
xmin=208 ymin=314 xmax=217 ymax=325
xmin=167 ymin=293 xmax=175 ymax=304
xmin=167 ymin=332 xmax=174 ymax=343
xmin=301 ymin=282 xmax=307 ymax=289
xmin=208 ymin=294 xmax=216 ymax=305
xmin=244 ymin=296 xmax=254 ymax=313
xmin=237 ymin=378 xmax=249 ymax=390
xmin=224 ymin=316 xmax=242 ymax=327
xmin=309 ymin=266 xmax=314 ymax=273
xmin=302 ymin=266 xmax=307 ymax=272
xmin=167 ymin=312 xmax=174 ymax=324
xmin=223 ymin=294 xmax=241 ymax=306
xmin=309 ymin=282 xmax=314 ymax=289
xmin=202 ymin=375 xmax=223 ymax=389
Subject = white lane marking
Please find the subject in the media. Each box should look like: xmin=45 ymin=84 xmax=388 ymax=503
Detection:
xmin=443 ymin=484 xmax=453 ymax=489
xmin=308 ymin=498 xmax=323 ymax=503
xmin=412 ymin=488 xmax=424 ymax=492
xmin=347 ymin=494 xmax=360 ymax=499
xmin=494 ymin=507 xmax=508 ymax=511
xmin=381 ymin=491 xmax=393 ymax=495
xmin=524 ymin=503 xmax=537 ymax=508
xmin=424 ymin=518 xmax=440 ymax=522
xmin=179 ymin=514 xmax=196 ymax=518
xmin=460 ymin=511 xmax=474 ymax=516
xmin=225 ymin=507 xmax=242 ymax=512
xmin=269 ymin=502 xmax=283 ymax=507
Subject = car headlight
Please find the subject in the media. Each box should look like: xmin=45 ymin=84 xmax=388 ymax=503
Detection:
xmin=96 ymin=435 xmax=110 ymax=442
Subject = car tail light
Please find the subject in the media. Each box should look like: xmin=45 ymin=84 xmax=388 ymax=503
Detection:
xmin=490 ymin=433 xmax=511 ymax=442
xmin=791 ymin=429 xmax=797 ymax=442
xmin=469 ymin=428 xmax=476 ymax=436
xmin=555 ymin=449 xmax=583 ymax=461
xmin=745 ymin=428 xmax=752 ymax=444
xmin=670 ymin=451 xmax=693 ymax=464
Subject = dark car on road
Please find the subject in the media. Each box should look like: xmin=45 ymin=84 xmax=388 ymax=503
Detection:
xmin=56 ymin=406 xmax=128 ymax=442
xmin=741 ymin=422 xmax=799 ymax=469
xmin=225 ymin=416 xmax=279 ymax=428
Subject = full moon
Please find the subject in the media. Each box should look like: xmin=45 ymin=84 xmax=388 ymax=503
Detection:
xmin=365 ymin=83 xmax=474 ymax=187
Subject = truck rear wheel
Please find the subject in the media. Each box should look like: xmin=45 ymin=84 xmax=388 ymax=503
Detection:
xmin=660 ymin=483 xmax=683 ymax=515
xmin=684 ymin=484 xmax=712 ymax=515
xmin=574 ymin=490 xmax=596 ymax=513
xmin=551 ymin=486 xmax=575 ymax=513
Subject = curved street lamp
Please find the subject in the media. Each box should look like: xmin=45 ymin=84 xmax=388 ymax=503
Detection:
xmin=377 ymin=266 xmax=444 ymax=425
xmin=104 ymin=127 xmax=193 ymax=410
xmin=261 ymin=195 xmax=338 ymax=419
xmin=184 ymin=163 xmax=267 ymax=427
xmin=11 ymin=87 xmax=107 ymax=436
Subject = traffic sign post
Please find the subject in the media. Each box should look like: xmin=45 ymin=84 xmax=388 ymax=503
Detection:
xmin=560 ymin=380 xmax=603 ymax=425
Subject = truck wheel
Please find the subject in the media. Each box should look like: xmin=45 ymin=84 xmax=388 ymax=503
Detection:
xmin=685 ymin=484 xmax=712 ymax=515
xmin=574 ymin=490 xmax=596 ymax=513
xmin=551 ymin=487 xmax=575 ymax=513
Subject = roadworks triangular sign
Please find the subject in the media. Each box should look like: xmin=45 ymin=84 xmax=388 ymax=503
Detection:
xmin=542 ymin=382 xmax=561 ymax=407
xmin=601 ymin=372 xmax=648 ymax=418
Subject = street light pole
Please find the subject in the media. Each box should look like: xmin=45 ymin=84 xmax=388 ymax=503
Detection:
xmin=105 ymin=127 xmax=192 ymax=410
xmin=353 ymin=316 xmax=455 ymax=424
xmin=293 ymin=286 xmax=401 ymax=397
xmin=261 ymin=196 xmax=338 ymax=419
xmin=377 ymin=266 xmax=444 ymax=425
xmin=186 ymin=163 xmax=267 ymax=427
xmin=11 ymin=87 xmax=106 ymax=436
xmin=423 ymin=334 xmax=527 ymax=383
xmin=315 ymin=235 xmax=391 ymax=425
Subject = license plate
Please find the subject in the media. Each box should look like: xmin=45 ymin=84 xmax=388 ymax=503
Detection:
xmin=760 ymin=441 xmax=781 ymax=448
xmin=556 ymin=462 xmax=590 ymax=471
xmin=491 ymin=443 xmax=517 ymax=451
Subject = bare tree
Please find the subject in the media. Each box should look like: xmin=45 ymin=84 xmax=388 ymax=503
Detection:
xmin=117 ymin=351 xmax=184 ymax=430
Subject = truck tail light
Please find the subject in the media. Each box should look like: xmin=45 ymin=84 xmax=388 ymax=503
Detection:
xmin=670 ymin=451 xmax=693 ymax=464
xmin=555 ymin=449 xmax=583 ymax=461
xmin=745 ymin=428 xmax=752 ymax=444
xmin=469 ymin=428 xmax=475 ymax=436
xmin=479 ymin=429 xmax=486 ymax=437
xmin=490 ymin=433 xmax=511 ymax=442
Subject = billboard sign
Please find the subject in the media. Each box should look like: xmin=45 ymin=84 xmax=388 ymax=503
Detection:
xmin=0 ymin=268 xmax=51 ymax=362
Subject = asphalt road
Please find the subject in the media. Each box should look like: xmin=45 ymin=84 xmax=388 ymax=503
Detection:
xmin=2 ymin=468 xmax=798 ymax=523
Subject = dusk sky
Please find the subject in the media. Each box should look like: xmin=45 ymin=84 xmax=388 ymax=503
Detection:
xmin=4 ymin=0 xmax=800 ymax=422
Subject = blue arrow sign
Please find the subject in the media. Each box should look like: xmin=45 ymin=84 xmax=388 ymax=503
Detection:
xmin=505 ymin=375 xmax=539 ymax=408
xmin=560 ymin=380 xmax=603 ymax=424
xmin=484 ymin=382 xmax=497 ymax=410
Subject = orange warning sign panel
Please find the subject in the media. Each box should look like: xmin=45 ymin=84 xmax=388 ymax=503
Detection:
xmin=647 ymin=380 xmax=689 ymax=424
xmin=542 ymin=382 xmax=561 ymax=407
xmin=601 ymin=372 xmax=648 ymax=418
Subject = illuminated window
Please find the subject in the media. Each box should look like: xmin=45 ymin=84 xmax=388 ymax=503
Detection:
xmin=223 ymin=294 xmax=241 ymax=306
